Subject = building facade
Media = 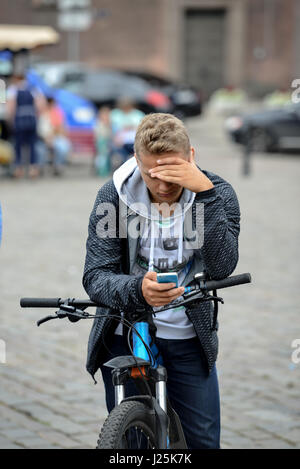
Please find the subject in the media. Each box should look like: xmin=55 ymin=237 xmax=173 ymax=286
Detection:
xmin=1 ymin=0 xmax=299 ymax=98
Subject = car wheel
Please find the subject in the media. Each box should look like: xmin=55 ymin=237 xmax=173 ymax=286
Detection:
xmin=247 ymin=127 xmax=273 ymax=153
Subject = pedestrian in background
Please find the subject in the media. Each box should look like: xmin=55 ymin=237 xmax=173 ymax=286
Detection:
xmin=6 ymin=74 xmax=44 ymax=179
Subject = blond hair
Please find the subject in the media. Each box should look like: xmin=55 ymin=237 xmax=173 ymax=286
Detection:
xmin=134 ymin=113 xmax=190 ymax=158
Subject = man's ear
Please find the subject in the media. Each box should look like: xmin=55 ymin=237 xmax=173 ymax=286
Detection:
xmin=134 ymin=153 xmax=139 ymax=165
xmin=189 ymin=147 xmax=195 ymax=163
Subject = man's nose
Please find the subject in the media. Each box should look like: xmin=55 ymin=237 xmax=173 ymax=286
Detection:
xmin=158 ymin=181 xmax=173 ymax=191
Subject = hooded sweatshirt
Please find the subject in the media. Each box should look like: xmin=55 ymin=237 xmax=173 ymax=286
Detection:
xmin=113 ymin=156 xmax=197 ymax=339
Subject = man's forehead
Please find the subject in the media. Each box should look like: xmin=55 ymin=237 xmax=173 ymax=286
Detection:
xmin=138 ymin=152 xmax=188 ymax=171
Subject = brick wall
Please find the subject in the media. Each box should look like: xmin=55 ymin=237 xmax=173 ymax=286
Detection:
xmin=1 ymin=0 xmax=299 ymax=90
xmin=245 ymin=0 xmax=297 ymax=92
xmin=80 ymin=0 xmax=166 ymax=75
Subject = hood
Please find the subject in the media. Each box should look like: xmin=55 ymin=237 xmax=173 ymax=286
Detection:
xmin=113 ymin=156 xmax=195 ymax=221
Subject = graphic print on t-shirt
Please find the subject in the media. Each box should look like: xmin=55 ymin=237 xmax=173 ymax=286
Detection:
xmin=128 ymin=215 xmax=197 ymax=340
xmin=133 ymin=215 xmax=194 ymax=275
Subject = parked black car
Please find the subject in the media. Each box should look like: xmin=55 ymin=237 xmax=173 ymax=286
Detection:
xmin=31 ymin=62 xmax=172 ymax=114
xmin=225 ymin=103 xmax=300 ymax=152
xmin=45 ymin=68 xmax=173 ymax=114
xmin=31 ymin=62 xmax=200 ymax=117
xmin=122 ymin=70 xmax=202 ymax=119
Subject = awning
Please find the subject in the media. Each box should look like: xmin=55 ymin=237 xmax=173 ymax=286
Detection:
xmin=0 ymin=25 xmax=60 ymax=51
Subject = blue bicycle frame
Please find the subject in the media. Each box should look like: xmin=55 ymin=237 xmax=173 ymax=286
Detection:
xmin=131 ymin=321 xmax=170 ymax=447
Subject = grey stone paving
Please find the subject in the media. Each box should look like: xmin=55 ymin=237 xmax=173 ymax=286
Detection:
xmin=0 ymin=113 xmax=299 ymax=449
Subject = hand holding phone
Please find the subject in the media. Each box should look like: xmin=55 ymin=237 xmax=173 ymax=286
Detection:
xmin=142 ymin=271 xmax=184 ymax=307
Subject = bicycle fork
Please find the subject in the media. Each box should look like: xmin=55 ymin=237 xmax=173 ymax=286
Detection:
xmin=114 ymin=365 xmax=168 ymax=411
xmin=156 ymin=376 xmax=167 ymax=413
xmin=112 ymin=363 xmax=169 ymax=449
xmin=115 ymin=383 xmax=125 ymax=406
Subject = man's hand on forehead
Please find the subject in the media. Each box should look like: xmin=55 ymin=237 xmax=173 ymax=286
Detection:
xmin=148 ymin=156 xmax=214 ymax=193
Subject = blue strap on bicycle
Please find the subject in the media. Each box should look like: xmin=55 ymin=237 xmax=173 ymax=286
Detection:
xmin=150 ymin=339 xmax=164 ymax=367
xmin=147 ymin=313 xmax=164 ymax=367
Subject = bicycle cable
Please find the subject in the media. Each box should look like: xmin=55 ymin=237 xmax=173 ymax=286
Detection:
xmin=126 ymin=315 xmax=157 ymax=401
xmin=67 ymin=310 xmax=157 ymax=403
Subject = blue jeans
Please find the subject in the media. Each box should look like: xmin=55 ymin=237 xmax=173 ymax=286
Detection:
xmin=36 ymin=137 xmax=71 ymax=168
xmin=100 ymin=334 xmax=220 ymax=449
xmin=14 ymin=130 xmax=37 ymax=166
xmin=112 ymin=143 xmax=134 ymax=164
xmin=52 ymin=136 xmax=71 ymax=166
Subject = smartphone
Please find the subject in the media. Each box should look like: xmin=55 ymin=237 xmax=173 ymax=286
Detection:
xmin=157 ymin=272 xmax=178 ymax=288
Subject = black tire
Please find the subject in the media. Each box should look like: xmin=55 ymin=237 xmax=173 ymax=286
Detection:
xmin=96 ymin=400 xmax=157 ymax=449
xmin=247 ymin=127 xmax=273 ymax=152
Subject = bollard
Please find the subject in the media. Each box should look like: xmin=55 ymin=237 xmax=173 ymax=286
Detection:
xmin=242 ymin=134 xmax=252 ymax=176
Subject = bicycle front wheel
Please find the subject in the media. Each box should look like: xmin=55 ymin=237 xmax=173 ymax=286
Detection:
xmin=97 ymin=400 xmax=157 ymax=449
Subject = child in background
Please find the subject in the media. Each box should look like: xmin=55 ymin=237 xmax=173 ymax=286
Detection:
xmin=110 ymin=98 xmax=144 ymax=164
xmin=37 ymin=97 xmax=71 ymax=176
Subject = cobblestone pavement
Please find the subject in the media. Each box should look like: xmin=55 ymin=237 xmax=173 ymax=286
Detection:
xmin=0 ymin=113 xmax=299 ymax=449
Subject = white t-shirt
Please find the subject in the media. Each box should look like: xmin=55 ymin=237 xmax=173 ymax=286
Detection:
xmin=115 ymin=214 xmax=197 ymax=339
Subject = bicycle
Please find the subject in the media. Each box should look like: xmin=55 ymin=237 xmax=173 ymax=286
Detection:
xmin=20 ymin=271 xmax=251 ymax=449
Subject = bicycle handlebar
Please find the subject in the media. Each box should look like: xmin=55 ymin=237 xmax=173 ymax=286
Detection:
xmin=20 ymin=273 xmax=251 ymax=311
xmin=205 ymin=273 xmax=251 ymax=291
xmin=20 ymin=298 xmax=97 ymax=308
xmin=20 ymin=298 xmax=62 ymax=308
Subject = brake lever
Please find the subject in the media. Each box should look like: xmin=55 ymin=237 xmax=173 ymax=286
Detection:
xmin=155 ymin=291 xmax=224 ymax=313
xmin=36 ymin=305 xmax=90 ymax=327
xmin=154 ymin=291 xmax=204 ymax=313
xmin=37 ymin=315 xmax=60 ymax=327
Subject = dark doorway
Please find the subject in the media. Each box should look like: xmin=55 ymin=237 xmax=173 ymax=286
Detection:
xmin=184 ymin=8 xmax=226 ymax=100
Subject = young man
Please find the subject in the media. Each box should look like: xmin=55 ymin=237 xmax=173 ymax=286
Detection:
xmin=83 ymin=113 xmax=240 ymax=449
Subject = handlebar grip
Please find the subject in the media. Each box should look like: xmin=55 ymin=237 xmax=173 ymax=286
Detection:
xmin=20 ymin=298 xmax=61 ymax=308
xmin=205 ymin=273 xmax=251 ymax=291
